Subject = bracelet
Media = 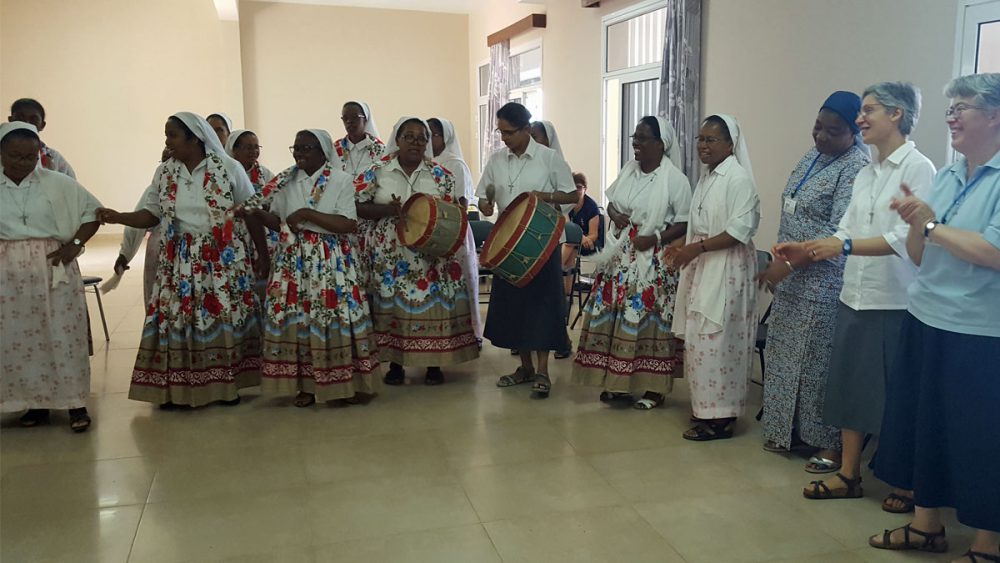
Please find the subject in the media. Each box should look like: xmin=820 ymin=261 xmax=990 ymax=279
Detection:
xmin=657 ymin=231 xmax=665 ymax=246
xmin=784 ymin=260 xmax=794 ymax=272
xmin=699 ymin=241 xmax=708 ymax=253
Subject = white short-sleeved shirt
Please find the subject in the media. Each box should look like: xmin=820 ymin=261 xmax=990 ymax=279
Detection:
xmin=339 ymin=135 xmax=384 ymax=178
xmin=370 ymin=158 xmax=444 ymax=204
xmin=0 ymin=167 xmax=100 ymax=240
xmin=833 ymin=141 xmax=936 ymax=310
xmin=689 ymin=155 xmax=760 ymax=243
xmin=141 ymin=155 xmax=254 ymax=234
xmin=609 ymin=160 xmax=692 ymax=228
xmin=475 ymin=138 xmax=575 ymax=214
xmin=269 ymin=167 xmax=357 ymax=233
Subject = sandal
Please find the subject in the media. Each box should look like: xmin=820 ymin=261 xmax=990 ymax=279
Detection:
xmin=633 ymin=392 xmax=665 ymax=410
xmin=805 ymin=456 xmax=842 ymax=474
xmin=882 ymin=492 xmax=915 ymax=513
xmin=960 ymin=550 xmax=1000 ymax=562
xmin=68 ymin=407 xmax=91 ymax=433
xmin=496 ymin=367 xmax=535 ymax=388
xmin=803 ymin=473 xmax=863 ymax=499
xmin=384 ymin=363 xmax=405 ymax=386
xmin=869 ymin=524 xmax=948 ymax=553
xmin=531 ymin=373 xmax=551 ymax=399
xmin=599 ymin=391 xmax=631 ymax=404
xmin=683 ymin=418 xmax=735 ymax=441
xmin=294 ymin=393 xmax=316 ymax=408
xmin=424 ymin=367 xmax=444 ymax=386
xmin=19 ymin=409 xmax=50 ymax=428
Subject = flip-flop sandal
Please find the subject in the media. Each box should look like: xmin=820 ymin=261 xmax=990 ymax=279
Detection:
xmin=68 ymin=408 xmax=91 ymax=433
xmin=633 ymin=393 xmax=665 ymax=410
xmin=869 ymin=524 xmax=948 ymax=553
xmin=294 ymin=393 xmax=316 ymax=408
xmin=531 ymin=373 xmax=551 ymax=399
xmin=19 ymin=409 xmax=50 ymax=428
xmin=497 ymin=367 xmax=535 ymax=388
xmin=881 ymin=492 xmax=915 ymax=513
xmin=805 ymin=456 xmax=842 ymax=474
xmin=803 ymin=473 xmax=863 ymax=499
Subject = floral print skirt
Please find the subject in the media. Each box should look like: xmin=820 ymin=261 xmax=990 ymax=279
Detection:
xmin=129 ymin=230 xmax=262 ymax=406
xmin=573 ymin=239 xmax=680 ymax=395
xmin=260 ymin=228 xmax=379 ymax=401
xmin=0 ymin=239 xmax=90 ymax=411
xmin=367 ymin=218 xmax=479 ymax=367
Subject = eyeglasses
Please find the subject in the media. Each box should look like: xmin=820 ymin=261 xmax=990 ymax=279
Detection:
xmin=341 ymin=114 xmax=365 ymax=123
xmin=858 ymin=104 xmax=886 ymax=118
xmin=629 ymin=134 xmax=658 ymax=144
xmin=945 ymin=104 xmax=985 ymax=118
xmin=236 ymin=144 xmax=262 ymax=151
xmin=289 ymin=144 xmax=320 ymax=154
xmin=696 ymin=135 xmax=725 ymax=144
xmin=496 ymin=127 xmax=523 ymax=138
xmin=398 ymin=134 xmax=429 ymax=145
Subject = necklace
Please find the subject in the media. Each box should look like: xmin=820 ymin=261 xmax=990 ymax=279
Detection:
xmin=695 ymin=172 xmax=721 ymax=215
xmin=403 ymin=166 xmax=423 ymax=193
xmin=866 ymin=166 xmax=895 ymax=224
xmin=4 ymin=178 xmax=34 ymax=225
xmin=507 ymin=154 xmax=529 ymax=191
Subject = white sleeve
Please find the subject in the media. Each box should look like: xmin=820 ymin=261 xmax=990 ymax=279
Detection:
xmin=140 ymin=181 xmax=162 ymax=218
xmin=723 ymin=173 xmax=761 ymax=244
xmin=225 ymin=157 xmax=255 ymax=205
xmin=119 ymin=194 xmax=151 ymax=260
xmin=333 ymin=174 xmax=358 ymax=221
xmin=668 ymin=167 xmax=693 ymax=224
xmin=474 ymin=154 xmax=494 ymax=200
xmin=885 ymin=157 xmax=937 ymax=257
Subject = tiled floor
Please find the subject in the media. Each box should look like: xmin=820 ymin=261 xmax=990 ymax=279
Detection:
xmin=0 ymin=236 xmax=973 ymax=562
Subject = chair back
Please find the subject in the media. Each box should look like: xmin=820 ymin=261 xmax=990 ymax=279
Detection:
xmin=563 ymin=221 xmax=584 ymax=246
xmin=470 ymin=220 xmax=493 ymax=250
xmin=756 ymin=249 xmax=774 ymax=324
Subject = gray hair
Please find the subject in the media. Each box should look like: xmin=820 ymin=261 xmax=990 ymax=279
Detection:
xmin=944 ymin=73 xmax=1000 ymax=110
xmin=863 ymin=81 xmax=921 ymax=135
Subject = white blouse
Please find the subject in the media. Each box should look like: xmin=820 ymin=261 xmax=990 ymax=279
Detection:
xmin=370 ymin=158 xmax=443 ymax=204
xmin=475 ymin=138 xmax=575 ymax=214
xmin=340 ymin=136 xmax=381 ymax=177
xmin=269 ymin=167 xmax=357 ymax=234
xmin=833 ymin=141 xmax=936 ymax=310
xmin=689 ymin=155 xmax=760 ymax=243
xmin=140 ymin=155 xmax=255 ymax=234
xmin=440 ymin=156 xmax=474 ymax=204
xmin=0 ymin=167 xmax=100 ymax=240
xmin=608 ymin=161 xmax=691 ymax=228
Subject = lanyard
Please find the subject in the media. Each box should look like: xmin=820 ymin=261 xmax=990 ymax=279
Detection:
xmin=941 ymin=168 xmax=989 ymax=224
xmin=791 ymin=151 xmax=844 ymax=198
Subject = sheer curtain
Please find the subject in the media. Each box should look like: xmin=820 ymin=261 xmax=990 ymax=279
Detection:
xmin=657 ymin=0 xmax=702 ymax=183
xmin=484 ymin=40 xmax=512 ymax=166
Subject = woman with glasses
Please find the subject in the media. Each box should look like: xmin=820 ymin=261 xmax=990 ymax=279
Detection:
xmin=96 ymin=112 xmax=268 ymax=408
xmin=338 ymin=101 xmax=385 ymax=296
xmin=355 ymin=117 xmax=479 ymax=386
xmin=476 ymin=102 xmax=576 ymax=398
xmin=242 ymin=129 xmax=378 ymax=408
xmin=1 ymin=122 xmax=101 ymax=432
xmin=774 ymin=82 xmax=934 ymax=511
xmin=864 ymin=73 xmax=1000 ymax=562
xmin=669 ymin=114 xmax=759 ymax=440
xmin=759 ymin=92 xmax=870 ymax=469
xmin=226 ymin=129 xmax=274 ymax=194
xmin=207 ymin=113 xmax=234 ymax=147
xmin=573 ymin=116 xmax=690 ymax=410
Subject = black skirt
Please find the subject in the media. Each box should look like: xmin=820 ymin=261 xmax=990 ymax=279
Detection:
xmin=874 ymin=313 xmax=1000 ymax=532
xmin=484 ymin=247 xmax=567 ymax=351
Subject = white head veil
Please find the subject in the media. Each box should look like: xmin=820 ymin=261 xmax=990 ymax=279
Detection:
xmin=303 ymin=128 xmax=336 ymax=163
xmin=385 ymin=117 xmax=434 ymax=160
xmin=173 ymin=112 xmax=228 ymax=157
xmin=434 ymin=117 xmax=465 ymax=162
xmin=345 ymin=100 xmax=380 ymax=139
xmin=224 ymin=128 xmax=253 ymax=157
xmin=708 ymin=114 xmax=754 ymax=183
xmin=0 ymin=120 xmax=40 ymax=144
xmin=537 ymin=120 xmax=564 ymax=160
xmin=651 ymin=116 xmax=684 ymax=171
xmin=207 ymin=112 xmax=234 ymax=133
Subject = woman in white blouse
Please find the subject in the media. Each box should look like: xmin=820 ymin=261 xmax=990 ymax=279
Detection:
xmin=477 ymin=102 xmax=577 ymax=398
xmin=669 ymin=114 xmax=760 ymax=441
xmin=0 ymin=122 xmax=101 ymax=432
xmin=356 ymin=117 xmax=479 ymax=386
xmin=97 ymin=112 xmax=268 ymax=408
xmin=116 ymin=147 xmax=172 ymax=305
xmin=243 ymin=129 xmax=378 ymax=407
xmin=775 ymin=82 xmax=935 ymax=509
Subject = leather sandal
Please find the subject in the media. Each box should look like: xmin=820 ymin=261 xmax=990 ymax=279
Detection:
xmin=384 ymin=363 xmax=405 ymax=385
xmin=599 ymin=391 xmax=631 ymax=404
xmin=19 ymin=409 xmax=50 ymax=428
xmin=683 ymin=418 xmax=735 ymax=441
xmin=960 ymin=549 xmax=1000 ymax=562
xmin=531 ymin=373 xmax=551 ymax=399
xmin=497 ymin=367 xmax=534 ymax=387
xmin=868 ymin=524 xmax=948 ymax=553
xmin=881 ymin=492 xmax=915 ymax=513
xmin=803 ymin=473 xmax=863 ymax=499
xmin=68 ymin=408 xmax=91 ymax=433
xmin=294 ymin=393 xmax=316 ymax=408
xmin=424 ymin=367 xmax=444 ymax=386
xmin=633 ymin=392 xmax=665 ymax=410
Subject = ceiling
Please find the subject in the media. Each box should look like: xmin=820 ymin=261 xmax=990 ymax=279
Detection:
xmin=243 ymin=0 xmax=484 ymax=15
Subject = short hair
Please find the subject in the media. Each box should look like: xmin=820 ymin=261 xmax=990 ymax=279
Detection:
xmin=0 ymin=127 xmax=41 ymax=149
xmin=10 ymin=98 xmax=45 ymax=120
xmin=168 ymin=116 xmax=198 ymax=141
xmin=702 ymin=115 xmax=733 ymax=142
xmin=572 ymin=172 xmax=587 ymax=186
xmin=395 ymin=118 xmax=427 ymax=140
xmin=944 ymin=73 xmax=1000 ymax=110
xmin=863 ymin=81 xmax=921 ymax=135
xmin=232 ymin=130 xmax=254 ymax=149
xmin=496 ymin=102 xmax=531 ymax=129
xmin=206 ymin=113 xmax=230 ymax=133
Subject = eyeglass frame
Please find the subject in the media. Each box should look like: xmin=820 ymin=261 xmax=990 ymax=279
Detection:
xmin=945 ymin=103 xmax=986 ymax=119
xmin=288 ymin=144 xmax=321 ymax=154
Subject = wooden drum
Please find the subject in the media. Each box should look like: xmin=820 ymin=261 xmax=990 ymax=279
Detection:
xmin=480 ymin=192 xmax=566 ymax=288
xmin=396 ymin=193 xmax=468 ymax=258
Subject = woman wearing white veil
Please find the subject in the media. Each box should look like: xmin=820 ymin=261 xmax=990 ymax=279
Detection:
xmin=355 ymin=117 xmax=479 ymax=386
xmin=428 ymin=117 xmax=481 ymax=344
xmin=572 ymin=116 xmax=691 ymax=409
xmin=669 ymin=114 xmax=760 ymax=440
xmin=225 ymin=129 xmax=274 ymax=193
xmin=97 ymin=112 xmax=267 ymax=408
xmin=531 ymin=120 xmax=565 ymax=160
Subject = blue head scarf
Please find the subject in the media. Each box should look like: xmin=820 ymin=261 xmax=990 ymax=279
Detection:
xmin=820 ymin=91 xmax=868 ymax=154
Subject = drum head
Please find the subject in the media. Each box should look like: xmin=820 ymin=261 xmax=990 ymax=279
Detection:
xmin=400 ymin=194 xmax=432 ymax=245
xmin=483 ymin=194 xmax=532 ymax=264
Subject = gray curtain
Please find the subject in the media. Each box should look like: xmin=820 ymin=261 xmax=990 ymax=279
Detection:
xmin=485 ymin=40 xmax=512 ymax=166
xmin=657 ymin=0 xmax=702 ymax=183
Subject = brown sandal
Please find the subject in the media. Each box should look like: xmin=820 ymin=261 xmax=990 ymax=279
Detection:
xmin=294 ymin=393 xmax=316 ymax=408
xmin=881 ymin=492 xmax=915 ymax=513
xmin=803 ymin=473 xmax=863 ymax=499
xmin=960 ymin=550 xmax=1000 ymax=562
xmin=868 ymin=524 xmax=948 ymax=553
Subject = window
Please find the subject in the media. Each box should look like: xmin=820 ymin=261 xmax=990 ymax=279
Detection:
xmin=601 ymin=1 xmax=665 ymax=193
xmin=476 ymin=44 xmax=544 ymax=173
xmin=953 ymin=0 xmax=1000 ymax=160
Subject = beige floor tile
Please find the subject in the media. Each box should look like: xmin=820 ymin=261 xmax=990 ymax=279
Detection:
xmin=1 ymin=456 xmax=154 ymax=516
xmin=301 ymin=430 xmax=454 ymax=485
xmin=306 ymin=475 xmax=481 ymax=544
xmin=129 ymin=488 xmax=313 ymax=563
xmin=549 ymin=408 xmax=685 ymax=455
xmin=458 ymin=456 xmax=625 ymax=521
xmin=439 ymin=417 xmax=576 ymax=469
xmin=762 ymin=549 xmax=869 ymax=562
xmin=210 ymin=545 xmax=316 ymax=563
xmin=315 ymin=523 xmax=501 ymax=563
xmin=634 ymin=489 xmax=844 ymax=563
xmin=0 ymin=505 xmax=142 ymax=563
xmin=0 ymin=420 xmax=147 ymax=470
xmin=484 ymin=505 xmax=685 ymax=563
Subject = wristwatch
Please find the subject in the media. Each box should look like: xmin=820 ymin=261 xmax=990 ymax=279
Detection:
xmin=72 ymin=238 xmax=84 ymax=248
xmin=923 ymin=220 xmax=939 ymax=238
xmin=842 ymin=238 xmax=853 ymax=256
